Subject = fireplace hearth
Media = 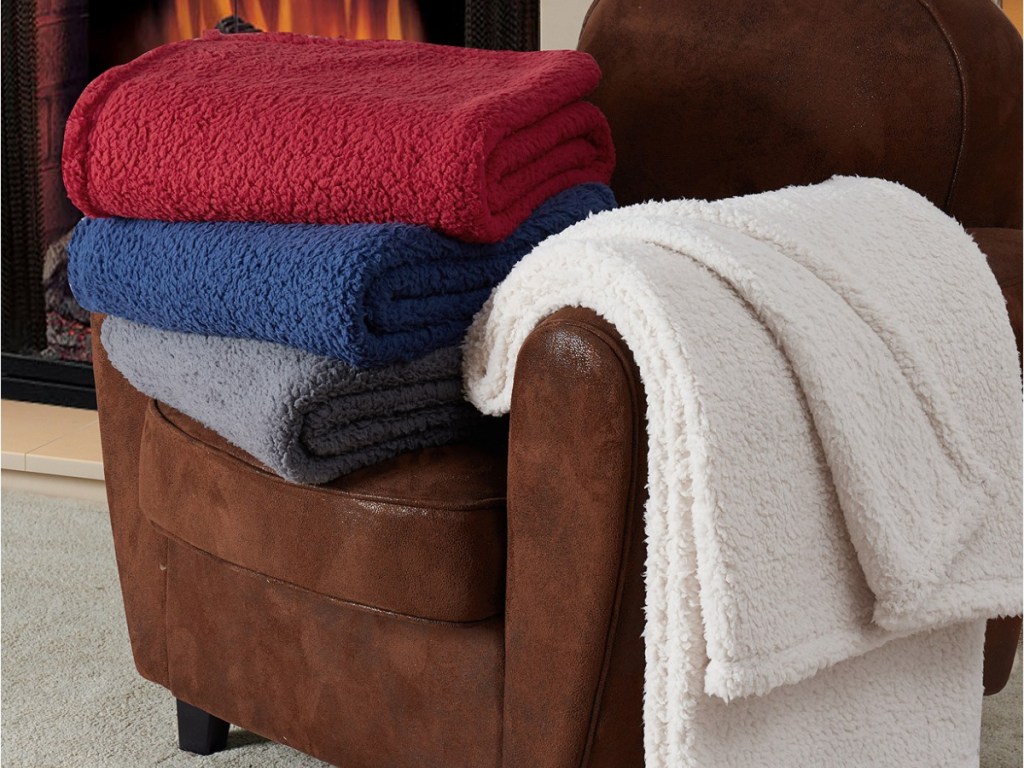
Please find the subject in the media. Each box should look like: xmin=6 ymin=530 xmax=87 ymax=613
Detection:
xmin=1 ymin=0 xmax=540 ymax=409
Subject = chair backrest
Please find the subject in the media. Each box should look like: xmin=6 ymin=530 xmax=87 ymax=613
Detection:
xmin=579 ymin=0 xmax=1022 ymax=229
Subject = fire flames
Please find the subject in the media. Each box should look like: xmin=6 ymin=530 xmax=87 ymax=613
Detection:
xmin=163 ymin=0 xmax=424 ymax=43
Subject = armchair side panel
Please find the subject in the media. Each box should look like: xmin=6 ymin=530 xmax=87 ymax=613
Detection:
xmin=92 ymin=313 xmax=170 ymax=686
xmin=505 ymin=307 xmax=648 ymax=768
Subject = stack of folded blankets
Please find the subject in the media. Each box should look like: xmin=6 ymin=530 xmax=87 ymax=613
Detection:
xmin=64 ymin=31 xmax=616 ymax=484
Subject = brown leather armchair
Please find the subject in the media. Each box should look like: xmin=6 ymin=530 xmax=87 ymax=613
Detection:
xmin=94 ymin=1 xmax=1022 ymax=766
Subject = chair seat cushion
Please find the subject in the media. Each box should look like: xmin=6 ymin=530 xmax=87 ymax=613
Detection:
xmin=137 ymin=400 xmax=508 ymax=622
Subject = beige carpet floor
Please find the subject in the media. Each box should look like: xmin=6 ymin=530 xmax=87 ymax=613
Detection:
xmin=1 ymin=489 xmax=1020 ymax=767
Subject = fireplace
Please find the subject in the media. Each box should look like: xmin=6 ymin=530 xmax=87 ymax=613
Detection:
xmin=1 ymin=0 xmax=540 ymax=408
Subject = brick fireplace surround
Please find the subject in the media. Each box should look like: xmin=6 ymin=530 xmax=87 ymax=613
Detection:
xmin=35 ymin=0 xmax=86 ymax=258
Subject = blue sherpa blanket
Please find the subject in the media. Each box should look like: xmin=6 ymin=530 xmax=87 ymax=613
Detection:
xmin=102 ymin=317 xmax=484 ymax=485
xmin=70 ymin=184 xmax=615 ymax=367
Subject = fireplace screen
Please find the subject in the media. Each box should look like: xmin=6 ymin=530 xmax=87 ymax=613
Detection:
xmin=1 ymin=0 xmax=538 ymax=408
xmin=143 ymin=0 xmax=426 ymax=47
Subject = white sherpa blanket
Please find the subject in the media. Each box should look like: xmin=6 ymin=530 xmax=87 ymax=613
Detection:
xmin=463 ymin=177 xmax=1022 ymax=767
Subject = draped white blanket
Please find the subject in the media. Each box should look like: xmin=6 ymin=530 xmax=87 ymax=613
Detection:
xmin=463 ymin=177 xmax=1022 ymax=767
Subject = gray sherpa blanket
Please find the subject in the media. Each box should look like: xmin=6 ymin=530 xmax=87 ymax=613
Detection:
xmin=102 ymin=317 xmax=481 ymax=484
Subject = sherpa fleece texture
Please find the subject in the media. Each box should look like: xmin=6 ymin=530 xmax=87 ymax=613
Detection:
xmin=102 ymin=317 xmax=481 ymax=485
xmin=69 ymin=184 xmax=614 ymax=367
xmin=463 ymin=177 xmax=1021 ymax=767
xmin=62 ymin=31 xmax=615 ymax=243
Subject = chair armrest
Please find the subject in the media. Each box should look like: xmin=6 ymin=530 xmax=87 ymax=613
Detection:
xmin=504 ymin=307 xmax=647 ymax=768
xmin=967 ymin=228 xmax=1023 ymax=695
xmin=503 ymin=237 xmax=1022 ymax=761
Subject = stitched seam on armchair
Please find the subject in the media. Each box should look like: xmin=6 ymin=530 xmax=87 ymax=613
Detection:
xmin=915 ymin=0 xmax=968 ymax=214
xmin=152 ymin=401 xmax=507 ymax=512
xmin=151 ymin=521 xmax=503 ymax=627
xmin=160 ymin=534 xmax=170 ymax=683
xmin=578 ymin=0 xmax=603 ymax=45
xmin=538 ymin=318 xmax=645 ymax=768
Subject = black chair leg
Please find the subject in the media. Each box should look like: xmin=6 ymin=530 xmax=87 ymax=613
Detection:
xmin=176 ymin=699 xmax=230 ymax=755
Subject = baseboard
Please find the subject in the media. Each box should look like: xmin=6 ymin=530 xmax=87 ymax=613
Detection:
xmin=2 ymin=469 xmax=108 ymax=505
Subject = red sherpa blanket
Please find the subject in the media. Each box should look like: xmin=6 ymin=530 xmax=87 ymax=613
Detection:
xmin=63 ymin=31 xmax=615 ymax=243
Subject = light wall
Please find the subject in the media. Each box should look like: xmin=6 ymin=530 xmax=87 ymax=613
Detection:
xmin=1004 ymin=0 xmax=1023 ymax=32
xmin=540 ymin=0 xmax=593 ymax=50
